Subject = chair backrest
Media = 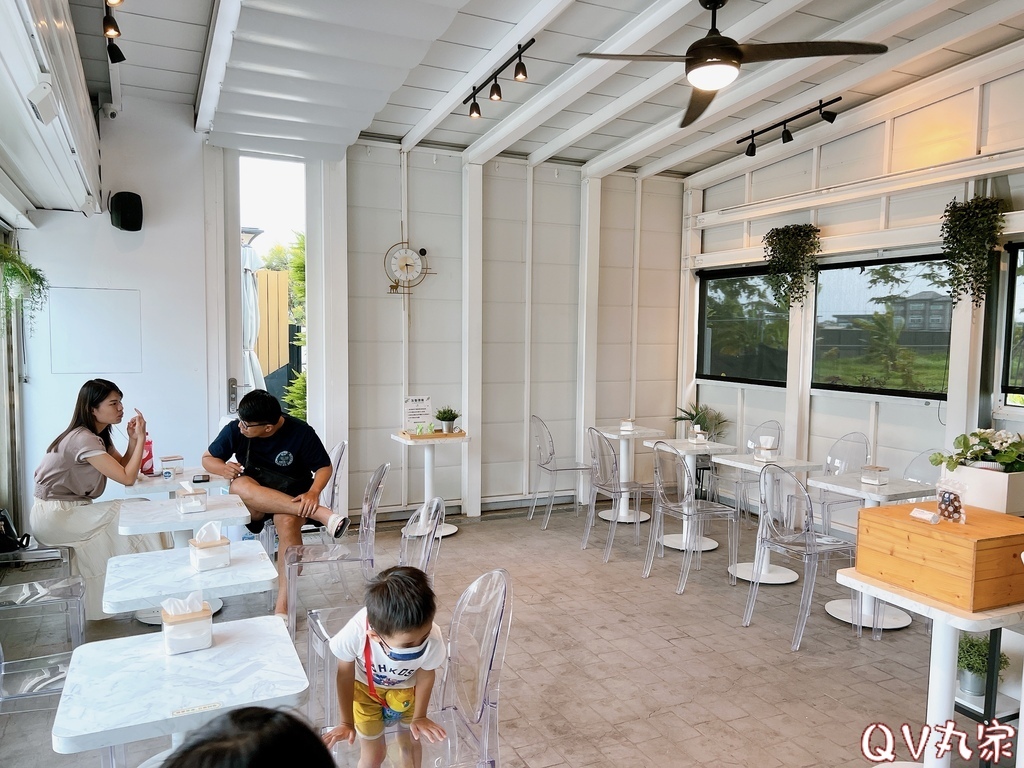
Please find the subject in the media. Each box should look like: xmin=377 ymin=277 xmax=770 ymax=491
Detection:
xmin=531 ymin=415 xmax=557 ymax=469
xmin=439 ymin=569 xmax=513 ymax=766
xmin=824 ymin=431 xmax=870 ymax=476
xmin=904 ymin=448 xmax=943 ymax=485
xmin=653 ymin=441 xmax=694 ymax=511
xmin=319 ymin=441 xmax=348 ymax=511
xmin=746 ymin=420 xmax=783 ymax=452
xmin=758 ymin=464 xmax=827 ymax=551
xmin=358 ymin=462 xmax=390 ymax=577
xmin=400 ymin=497 xmax=444 ymax=581
xmin=587 ymin=427 xmax=621 ymax=492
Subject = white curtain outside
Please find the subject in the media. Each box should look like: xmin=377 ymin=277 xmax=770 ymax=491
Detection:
xmin=241 ymin=243 xmax=266 ymax=392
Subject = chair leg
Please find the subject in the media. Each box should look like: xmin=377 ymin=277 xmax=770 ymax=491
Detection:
xmin=852 ymin=589 xmax=864 ymax=639
xmin=287 ymin=562 xmax=299 ymax=641
xmin=792 ymin=557 xmax=819 ymax=651
xmin=742 ymin=544 xmax=768 ymax=627
xmin=871 ymin=598 xmax=885 ymax=641
xmin=677 ymin=515 xmax=698 ymax=594
xmin=541 ymin=471 xmax=558 ymax=530
xmin=727 ymin=515 xmax=738 ymax=586
xmin=642 ymin=505 xmax=662 ymax=578
xmin=633 ymin=488 xmax=642 ymax=548
xmin=581 ymin=486 xmax=598 ymax=550
xmin=527 ymin=471 xmax=542 ymax=520
xmin=602 ymin=492 xmax=619 ymax=563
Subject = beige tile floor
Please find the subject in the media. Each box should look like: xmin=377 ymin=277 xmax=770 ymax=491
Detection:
xmin=0 ymin=504 xmax=993 ymax=767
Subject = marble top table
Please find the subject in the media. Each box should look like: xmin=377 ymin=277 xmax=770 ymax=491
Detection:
xmin=391 ymin=432 xmax=469 ymax=537
xmin=52 ymin=616 xmax=308 ymax=768
xmin=118 ymin=494 xmax=250 ymax=536
xmin=102 ymin=540 xmax=277 ymax=614
xmin=712 ymin=453 xmax=821 ymax=584
xmin=124 ymin=468 xmax=228 ymax=496
xmin=595 ymin=425 xmax=665 ymax=525
xmin=643 ymin=438 xmax=735 ymax=552
xmin=808 ymin=473 xmax=934 ymax=632
xmin=836 ymin=568 xmax=1024 ymax=768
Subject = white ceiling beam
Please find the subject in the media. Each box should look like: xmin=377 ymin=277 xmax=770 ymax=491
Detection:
xmin=195 ymin=0 xmax=243 ymax=134
xmin=207 ymin=131 xmax=354 ymax=160
xmin=585 ymin=0 xmax=955 ymax=178
xmin=462 ymin=0 xmax=705 ymax=167
xmin=402 ymin=0 xmax=576 ymax=153
xmin=633 ymin=0 xmax=1023 ymax=179
xmin=526 ymin=0 xmax=818 ymax=166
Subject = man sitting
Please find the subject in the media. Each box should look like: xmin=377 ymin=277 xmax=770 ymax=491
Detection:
xmin=203 ymin=390 xmax=348 ymax=620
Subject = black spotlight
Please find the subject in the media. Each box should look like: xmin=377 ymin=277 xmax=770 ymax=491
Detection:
xmin=489 ymin=79 xmax=502 ymax=101
xmin=781 ymin=125 xmax=793 ymax=143
xmin=469 ymin=99 xmax=481 ymax=118
xmin=107 ymin=40 xmax=126 ymax=64
xmin=514 ymin=57 xmax=528 ymax=81
xmin=103 ymin=12 xmax=121 ymax=38
xmin=745 ymin=140 xmax=756 ymax=157
xmin=819 ymin=100 xmax=837 ymax=123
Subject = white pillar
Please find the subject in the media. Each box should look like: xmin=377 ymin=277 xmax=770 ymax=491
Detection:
xmin=461 ymin=163 xmax=483 ymax=516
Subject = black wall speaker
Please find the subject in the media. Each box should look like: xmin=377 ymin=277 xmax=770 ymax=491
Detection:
xmin=110 ymin=191 xmax=143 ymax=231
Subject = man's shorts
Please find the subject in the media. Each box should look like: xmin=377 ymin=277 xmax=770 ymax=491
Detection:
xmin=353 ymin=680 xmax=415 ymax=739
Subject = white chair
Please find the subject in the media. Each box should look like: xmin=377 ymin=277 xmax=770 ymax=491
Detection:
xmin=282 ymin=462 xmax=388 ymax=639
xmin=643 ymin=442 xmax=738 ymax=593
xmin=708 ymin=419 xmax=783 ymax=522
xmin=813 ymin=431 xmax=870 ymax=534
xmin=581 ymin=427 xmax=650 ymax=562
xmin=0 ymin=638 xmax=72 ymax=714
xmin=743 ymin=465 xmax=858 ymax=651
xmin=527 ymin=415 xmax=589 ymax=530
xmin=0 ymin=575 xmax=85 ymax=650
xmin=400 ymin=497 xmax=444 ymax=581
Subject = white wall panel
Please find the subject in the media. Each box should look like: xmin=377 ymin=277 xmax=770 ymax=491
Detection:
xmin=817 ymin=200 xmax=881 ymax=237
xmin=819 ymin=125 xmax=885 ymax=187
xmin=888 ymin=182 xmax=966 ymax=228
xmin=749 ymin=211 xmax=812 ymax=242
xmin=702 ymin=223 xmax=745 ymax=253
xmin=704 ymin=176 xmax=745 ymax=210
xmin=891 ymin=91 xmax=975 ymax=174
xmin=750 ymin=152 xmax=813 ymax=202
xmin=982 ymin=70 xmax=1024 ymax=150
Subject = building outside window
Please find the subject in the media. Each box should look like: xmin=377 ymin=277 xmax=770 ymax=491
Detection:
xmin=813 ymin=257 xmax=951 ymax=397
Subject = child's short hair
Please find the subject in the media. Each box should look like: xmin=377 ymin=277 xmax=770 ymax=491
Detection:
xmin=364 ymin=566 xmax=436 ymax=637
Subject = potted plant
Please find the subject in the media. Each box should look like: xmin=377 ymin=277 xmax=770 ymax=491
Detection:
xmin=434 ymin=406 xmax=461 ymax=433
xmin=957 ymin=632 xmax=1009 ymax=696
xmin=0 ymin=242 xmax=49 ymax=329
xmin=940 ymin=195 xmax=1004 ymax=307
xmin=762 ymin=223 xmax=821 ymax=309
xmin=674 ymin=402 xmax=729 ymax=441
xmin=930 ymin=429 xmax=1024 ymax=514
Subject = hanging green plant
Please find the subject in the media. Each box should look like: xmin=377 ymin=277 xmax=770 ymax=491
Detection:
xmin=0 ymin=242 xmax=49 ymax=330
xmin=762 ymin=224 xmax=821 ymax=309
xmin=940 ymin=195 xmax=1005 ymax=307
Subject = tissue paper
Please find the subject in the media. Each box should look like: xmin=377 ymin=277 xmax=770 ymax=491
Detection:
xmin=161 ymin=590 xmax=213 ymax=655
xmin=189 ymin=522 xmax=230 ymax=571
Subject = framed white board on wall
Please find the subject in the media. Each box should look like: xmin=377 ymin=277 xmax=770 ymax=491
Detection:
xmin=48 ymin=287 xmax=143 ymax=373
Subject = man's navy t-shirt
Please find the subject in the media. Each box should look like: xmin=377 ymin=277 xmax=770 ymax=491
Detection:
xmin=208 ymin=415 xmax=331 ymax=486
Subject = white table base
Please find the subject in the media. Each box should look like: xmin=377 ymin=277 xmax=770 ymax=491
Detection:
xmin=824 ymin=597 xmax=913 ymax=629
xmin=661 ymin=533 xmax=717 ymax=552
xmin=598 ymin=508 xmax=650 ymax=524
xmin=729 ymin=562 xmax=799 ymax=584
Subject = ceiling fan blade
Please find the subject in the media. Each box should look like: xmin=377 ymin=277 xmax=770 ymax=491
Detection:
xmin=680 ymin=88 xmax=717 ymax=128
xmin=578 ymin=52 xmax=693 ymax=62
xmin=737 ymin=40 xmax=887 ymax=64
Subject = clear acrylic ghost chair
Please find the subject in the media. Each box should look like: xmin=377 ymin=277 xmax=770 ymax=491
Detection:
xmin=581 ymin=427 xmax=650 ymax=562
xmin=399 ymin=497 xmax=445 ymax=581
xmin=527 ymin=415 xmax=589 ymax=530
xmin=743 ymin=464 xmax=858 ymax=651
xmin=0 ymin=509 xmax=72 ymax=577
xmin=643 ymin=442 xmax=739 ymax=593
xmin=0 ymin=637 xmax=73 ymax=714
xmin=258 ymin=440 xmax=349 ymax=558
xmin=708 ymin=420 xmax=783 ymax=522
xmin=0 ymin=575 xmax=85 ymax=650
xmin=283 ymin=462 xmax=388 ymax=639
xmin=903 ymin=448 xmax=942 ymax=499
xmin=812 ymin=431 xmax=870 ymax=534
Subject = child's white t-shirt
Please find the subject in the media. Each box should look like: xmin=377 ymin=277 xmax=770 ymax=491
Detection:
xmin=329 ymin=607 xmax=446 ymax=689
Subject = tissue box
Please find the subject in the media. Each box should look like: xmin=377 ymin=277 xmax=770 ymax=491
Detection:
xmin=620 ymin=419 xmax=635 ymax=431
xmin=177 ymin=489 xmax=208 ymax=514
xmin=861 ymin=465 xmax=889 ymax=485
xmin=753 ymin=447 xmax=781 ymax=462
xmin=161 ymin=601 xmax=213 ymax=655
xmin=189 ymin=536 xmax=231 ymax=571
xmin=160 ymin=455 xmax=184 ymax=475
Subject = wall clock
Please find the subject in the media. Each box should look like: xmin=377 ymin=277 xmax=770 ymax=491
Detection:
xmin=383 ymin=241 xmax=431 ymax=295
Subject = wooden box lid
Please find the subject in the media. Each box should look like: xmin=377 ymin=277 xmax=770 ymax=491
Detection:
xmin=859 ymin=502 xmax=1024 ymax=546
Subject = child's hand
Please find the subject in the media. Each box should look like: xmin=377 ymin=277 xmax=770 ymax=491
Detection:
xmin=322 ymin=723 xmax=357 ymax=747
xmin=409 ymin=717 xmax=447 ymax=743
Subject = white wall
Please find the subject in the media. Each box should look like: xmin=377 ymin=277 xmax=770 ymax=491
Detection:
xmin=19 ymin=97 xmax=211 ymax=511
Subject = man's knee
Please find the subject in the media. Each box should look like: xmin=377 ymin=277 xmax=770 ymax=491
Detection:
xmin=274 ymin=513 xmax=303 ymax=539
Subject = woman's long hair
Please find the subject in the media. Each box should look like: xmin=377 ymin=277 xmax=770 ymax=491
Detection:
xmin=47 ymin=379 xmax=123 ymax=453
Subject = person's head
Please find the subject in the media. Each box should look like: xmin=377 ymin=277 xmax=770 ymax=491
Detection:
xmin=236 ymin=390 xmax=282 ymax=437
xmin=49 ymin=378 xmax=124 ymax=452
xmin=365 ymin=566 xmax=436 ymax=655
xmin=162 ymin=707 xmax=333 ymax=768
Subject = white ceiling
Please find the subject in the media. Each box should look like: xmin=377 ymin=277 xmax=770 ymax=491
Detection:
xmin=71 ymin=0 xmax=1024 ymax=178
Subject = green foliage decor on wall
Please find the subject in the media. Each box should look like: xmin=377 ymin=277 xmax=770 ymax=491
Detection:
xmin=940 ymin=196 xmax=1004 ymax=307
xmin=762 ymin=224 xmax=821 ymax=309
xmin=0 ymin=242 xmax=49 ymax=330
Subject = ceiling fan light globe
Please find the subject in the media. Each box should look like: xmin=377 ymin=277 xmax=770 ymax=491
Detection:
xmin=686 ymin=61 xmax=739 ymax=91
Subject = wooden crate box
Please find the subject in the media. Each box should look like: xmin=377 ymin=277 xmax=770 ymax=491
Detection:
xmin=856 ymin=501 xmax=1024 ymax=611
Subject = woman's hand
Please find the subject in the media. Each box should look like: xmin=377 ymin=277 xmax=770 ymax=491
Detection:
xmin=322 ymin=723 xmax=356 ymax=747
xmin=127 ymin=409 xmax=146 ymax=439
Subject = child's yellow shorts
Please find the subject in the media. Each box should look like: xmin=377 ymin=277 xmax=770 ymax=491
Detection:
xmin=353 ymin=680 xmax=415 ymax=739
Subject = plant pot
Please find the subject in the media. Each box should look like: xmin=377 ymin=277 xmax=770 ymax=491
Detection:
xmin=958 ymin=669 xmax=986 ymax=696
xmin=441 ymin=421 xmax=455 ymax=434
xmin=969 ymin=460 xmax=1005 ymax=472
xmin=952 ymin=465 xmax=1024 ymax=515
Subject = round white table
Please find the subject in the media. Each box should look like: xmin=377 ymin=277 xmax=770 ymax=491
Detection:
xmin=594 ymin=424 xmax=665 ymax=524
xmin=391 ymin=431 xmax=469 ymax=537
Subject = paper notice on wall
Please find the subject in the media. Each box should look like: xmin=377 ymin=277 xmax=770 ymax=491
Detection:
xmin=404 ymin=396 xmax=432 ymax=431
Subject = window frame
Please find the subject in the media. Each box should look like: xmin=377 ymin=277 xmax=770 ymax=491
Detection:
xmin=1001 ymin=242 xmax=1024 ymax=398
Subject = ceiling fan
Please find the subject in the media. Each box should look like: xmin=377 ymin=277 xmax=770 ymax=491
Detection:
xmin=580 ymin=0 xmax=887 ymax=128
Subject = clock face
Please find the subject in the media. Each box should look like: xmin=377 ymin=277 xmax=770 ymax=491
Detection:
xmin=389 ymin=248 xmax=423 ymax=282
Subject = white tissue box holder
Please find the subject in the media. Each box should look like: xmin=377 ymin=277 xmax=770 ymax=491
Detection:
xmin=161 ymin=601 xmax=213 ymax=655
xmin=160 ymin=455 xmax=185 ymax=475
xmin=620 ymin=419 xmax=635 ymax=431
xmin=753 ymin=447 xmax=781 ymax=462
xmin=861 ymin=465 xmax=890 ymax=485
xmin=189 ymin=536 xmax=231 ymax=571
xmin=177 ymin=489 xmax=208 ymax=514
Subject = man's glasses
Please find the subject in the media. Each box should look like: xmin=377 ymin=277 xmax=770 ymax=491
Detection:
xmin=238 ymin=420 xmax=270 ymax=431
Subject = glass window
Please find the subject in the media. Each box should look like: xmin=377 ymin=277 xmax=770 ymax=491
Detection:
xmin=813 ymin=257 xmax=951 ymax=397
xmin=1003 ymin=244 xmax=1024 ymax=403
xmin=697 ymin=269 xmax=789 ymax=386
